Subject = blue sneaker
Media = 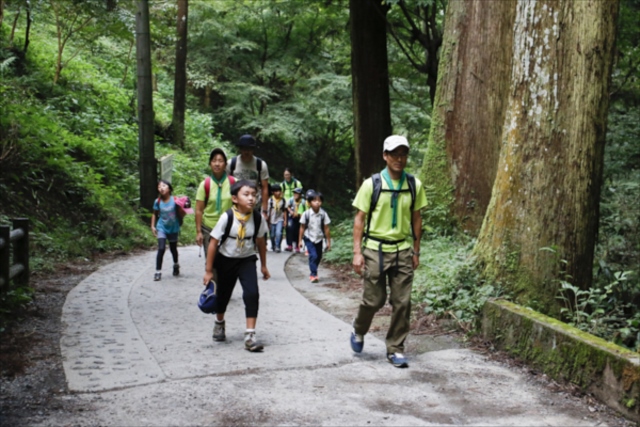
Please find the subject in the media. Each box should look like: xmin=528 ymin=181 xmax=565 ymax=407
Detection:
xmin=350 ymin=331 xmax=364 ymax=353
xmin=387 ymin=353 xmax=409 ymax=368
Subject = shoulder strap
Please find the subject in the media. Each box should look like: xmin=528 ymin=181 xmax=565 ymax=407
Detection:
xmin=252 ymin=210 xmax=263 ymax=244
xmin=255 ymin=156 xmax=262 ymax=176
xmin=218 ymin=209 xmax=234 ymax=246
xmin=365 ymin=174 xmax=382 ymax=239
xmin=204 ymin=177 xmax=211 ymax=206
xmin=230 ymin=156 xmax=238 ymax=176
xmin=406 ymin=173 xmax=416 ymax=213
xmin=366 ymin=173 xmax=417 ymax=241
xmin=228 ymin=175 xmax=236 ymax=185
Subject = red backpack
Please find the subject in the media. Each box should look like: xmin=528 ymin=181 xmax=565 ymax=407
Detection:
xmin=204 ymin=175 xmax=236 ymax=207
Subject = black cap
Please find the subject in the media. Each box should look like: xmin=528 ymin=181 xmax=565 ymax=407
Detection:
xmin=237 ymin=134 xmax=257 ymax=148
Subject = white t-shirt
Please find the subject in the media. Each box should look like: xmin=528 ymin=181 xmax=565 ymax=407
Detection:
xmin=227 ymin=155 xmax=269 ymax=186
xmin=268 ymin=197 xmax=286 ymax=223
xmin=300 ymin=208 xmax=330 ymax=244
xmin=210 ymin=211 xmax=269 ymax=258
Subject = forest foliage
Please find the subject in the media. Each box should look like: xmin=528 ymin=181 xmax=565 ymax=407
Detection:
xmin=0 ymin=0 xmax=638 ymax=350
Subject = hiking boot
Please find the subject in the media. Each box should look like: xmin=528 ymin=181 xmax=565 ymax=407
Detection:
xmin=154 ymin=272 xmax=161 ymax=281
xmin=244 ymin=331 xmax=264 ymax=352
xmin=350 ymin=331 xmax=364 ymax=353
xmin=212 ymin=320 xmax=226 ymax=342
xmin=387 ymin=353 xmax=409 ymax=368
xmin=173 ymin=263 xmax=180 ymax=276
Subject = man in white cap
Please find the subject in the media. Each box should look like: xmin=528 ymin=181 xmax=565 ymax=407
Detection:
xmin=349 ymin=135 xmax=428 ymax=368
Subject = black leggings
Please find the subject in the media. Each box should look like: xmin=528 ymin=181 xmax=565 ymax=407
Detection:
xmin=156 ymin=238 xmax=178 ymax=270
xmin=214 ymin=254 xmax=260 ymax=318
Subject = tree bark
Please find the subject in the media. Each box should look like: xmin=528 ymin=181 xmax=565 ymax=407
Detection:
xmin=421 ymin=0 xmax=516 ymax=233
xmin=172 ymin=0 xmax=188 ymax=149
xmin=350 ymin=0 xmax=392 ymax=187
xmin=9 ymin=8 xmax=20 ymax=45
xmin=475 ymin=0 xmax=619 ymax=314
xmin=136 ymin=0 xmax=157 ymax=215
xmin=22 ymin=0 xmax=31 ymax=54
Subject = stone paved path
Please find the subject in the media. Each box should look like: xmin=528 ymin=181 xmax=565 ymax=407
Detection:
xmin=44 ymin=246 xmax=629 ymax=426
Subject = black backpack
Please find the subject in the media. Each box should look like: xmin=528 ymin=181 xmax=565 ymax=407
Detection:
xmin=364 ymin=172 xmax=417 ymax=242
xmin=218 ymin=209 xmax=264 ymax=246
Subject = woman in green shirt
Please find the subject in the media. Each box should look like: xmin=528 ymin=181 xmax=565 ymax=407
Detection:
xmin=196 ymin=148 xmax=235 ymax=260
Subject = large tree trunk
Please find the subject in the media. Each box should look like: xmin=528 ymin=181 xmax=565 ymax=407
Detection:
xmin=172 ymin=0 xmax=188 ymax=149
xmin=475 ymin=0 xmax=619 ymax=314
xmin=136 ymin=0 xmax=157 ymax=215
xmin=421 ymin=0 xmax=516 ymax=233
xmin=350 ymin=0 xmax=391 ymax=186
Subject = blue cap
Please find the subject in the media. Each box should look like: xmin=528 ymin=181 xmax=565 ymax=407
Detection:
xmin=237 ymin=134 xmax=257 ymax=148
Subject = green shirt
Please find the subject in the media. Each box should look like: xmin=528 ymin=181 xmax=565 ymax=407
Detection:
xmin=352 ymin=174 xmax=428 ymax=252
xmin=281 ymin=179 xmax=303 ymax=201
xmin=196 ymin=177 xmax=233 ymax=229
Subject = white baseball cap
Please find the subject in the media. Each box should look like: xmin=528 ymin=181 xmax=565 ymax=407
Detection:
xmin=383 ymin=135 xmax=409 ymax=153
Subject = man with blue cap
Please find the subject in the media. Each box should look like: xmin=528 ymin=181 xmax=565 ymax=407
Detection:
xmin=227 ymin=134 xmax=270 ymax=218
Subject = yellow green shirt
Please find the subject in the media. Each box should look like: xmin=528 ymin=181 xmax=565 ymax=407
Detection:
xmin=196 ymin=177 xmax=233 ymax=229
xmin=352 ymin=174 xmax=428 ymax=252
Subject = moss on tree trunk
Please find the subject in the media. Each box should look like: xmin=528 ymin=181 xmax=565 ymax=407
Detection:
xmin=474 ymin=0 xmax=619 ymax=315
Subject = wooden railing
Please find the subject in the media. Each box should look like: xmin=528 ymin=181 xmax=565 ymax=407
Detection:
xmin=0 ymin=218 xmax=29 ymax=288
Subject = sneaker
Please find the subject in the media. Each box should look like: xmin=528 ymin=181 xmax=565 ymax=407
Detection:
xmin=387 ymin=353 xmax=409 ymax=368
xmin=304 ymin=250 xmax=309 ymax=256
xmin=212 ymin=320 xmax=226 ymax=342
xmin=173 ymin=263 xmax=180 ymax=276
xmin=295 ymin=248 xmax=300 ymax=253
xmin=350 ymin=331 xmax=364 ymax=353
xmin=275 ymin=248 xmax=281 ymax=253
xmin=244 ymin=331 xmax=264 ymax=352
xmin=154 ymin=272 xmax=161 ymax=281
xmin=285 ymin=246 xmax=293 ymax=252
xmin=310 ymin=275 xmax=319 ymax=283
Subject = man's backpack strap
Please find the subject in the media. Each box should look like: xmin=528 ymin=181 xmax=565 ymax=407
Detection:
xmin=255 ymin=156 xmax=262 ymax=176
xmin=365 ymin=174 xmax=383 ymax=241
xmin=365 ymin=172 xmax=417 ymax=242
xmin=229 ymin=157 xmax=237 ymax=176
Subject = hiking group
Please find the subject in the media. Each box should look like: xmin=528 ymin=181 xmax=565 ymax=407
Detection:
xmin=151 ymin=134 xmax=427 ymax=367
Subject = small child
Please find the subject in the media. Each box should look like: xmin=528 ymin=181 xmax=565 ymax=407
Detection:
xmin=298 ymin=190 xmax=331 ymax=283
xmin=203 ymin=180 xmax=271 ymax=352
xmin=151 ymin=180 xmax=180 ymax=281
xmin=286 ymin=187 xmax=305 ymax=253
xmin=267 ymin=184 xmax=286 ymax=253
